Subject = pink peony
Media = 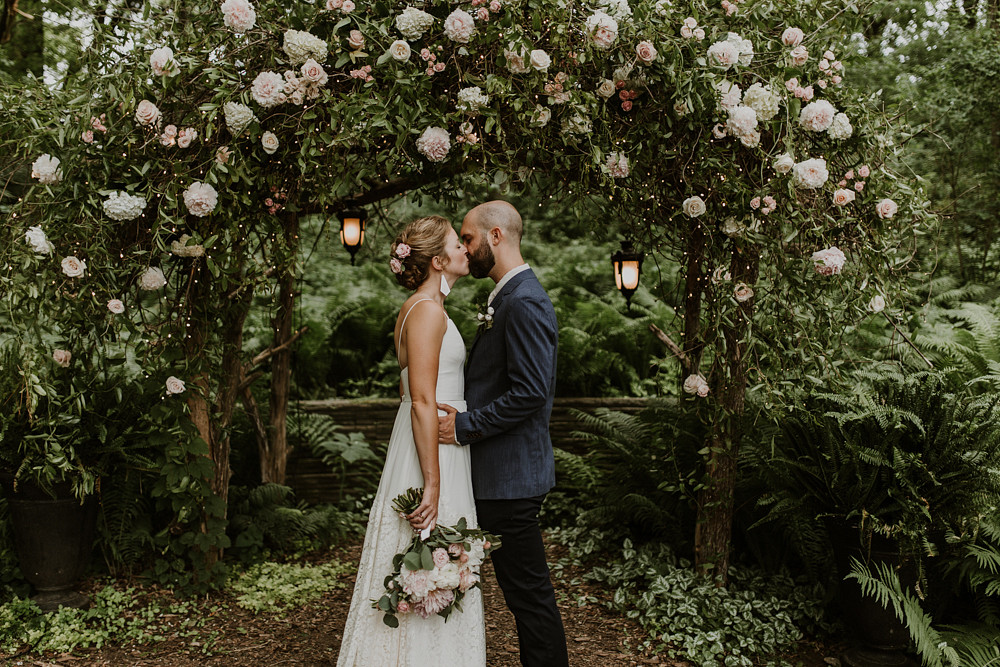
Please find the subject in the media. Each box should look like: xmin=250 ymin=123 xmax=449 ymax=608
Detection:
xmin=811 ymin=247 xmax=847 ymax=276
xmin=413 ymin=587 xmax=455 ymax=618
xmin=876 ymin=198 xmax=898 ymax=219
xmin=444 ymin=8 xmax=476 ymax=43
xmin=448 ymin=543 xmax=464 ymax=557
xmin=182 ymin=182 xmax=219 ymax=217
xmin=252 ymin=71 xmax=287 ymax=108
xmin=586 ymin=11 xmax=618 ymax=49
xmin=458 ymin=567 xmax=476 ymax=592
xmin=785 ymin=77 xmax=798 ymax=92
xmin=416 ymin=126 xmax=451 ymax=162
xmin=432 ymin=548 xmax=450 ymax=568
xmin=221 ymin=0 xmax=256 ymax=33
xmin=341 ymin=0 xmax=354 ymax=12
xmin=400 ymin=568 xmax=433 ymax=600
xmin=750 ymin=196 xmax=761 ymax=210
xmin=781 ymin=27 xmax=804 ymax=47
xmin=490 ymin=0 xmax=501 ymax=10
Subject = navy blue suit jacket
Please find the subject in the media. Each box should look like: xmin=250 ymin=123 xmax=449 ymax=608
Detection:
xmin=456 ymin=268 xmax=558 ymax=500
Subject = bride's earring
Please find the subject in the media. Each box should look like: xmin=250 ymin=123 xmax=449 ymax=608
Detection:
xmin=440 ymin=273 xmax=451 ymax=297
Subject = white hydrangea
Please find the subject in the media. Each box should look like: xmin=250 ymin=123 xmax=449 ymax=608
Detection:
xmin=223 ymin=101 xmax=258 ymax=135
xmin=726 ymin=105 xmax=758 ymax=140
xmin=140 ymin=266 xmax=167 ymax=290
xmin=395 ymin=6 xmax=435 ymax=40
xmin=31 ymin=154 xmax=62 ymax=184
xmin=456 ymin=86 xmax=490 ymax=114
xmin=654 ymin=0 xmax=671 ymax=15
xmin=741 ymin=83 xmax=780 ymax=121
xmin=102 ymin=191 xmax=147 ymax=221
xmin=283 ymin=29 xmax=328 ymax=65
xmin=727 ymin=32 xmax=754 ymax=66
xmin=827 ymin=112 xmax=853 ymax=140
xmin=596 ymin=0 xmax=632 ymax=21
xmin=25 ymin=226 xmax=54 ymax=254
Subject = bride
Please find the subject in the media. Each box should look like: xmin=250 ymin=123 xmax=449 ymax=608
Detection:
xmin=337 ymin=215 xmax=485 ymax=666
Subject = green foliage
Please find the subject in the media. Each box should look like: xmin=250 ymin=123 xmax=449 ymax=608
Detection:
xmin=748 ymin=367 xmax=1000 ymax=582
xmin=228 ymin=560 xmax=352 ymax=613
xmin=293 ymin=411 xmax=383 ymax=499
xmin=550 ymin=527 xmax=833 ymax=667
xmin=227 ymin=483 xmax=363 ymax=562
xmin=0 ymin=585 xmax=197 ymax=654
xmin=546 ymin=402 xmax=706 ymax=547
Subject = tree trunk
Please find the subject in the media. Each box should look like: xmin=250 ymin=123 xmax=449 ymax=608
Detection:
xmin=262 ymin=211 xmax=299 ymax=485
xmin=681 ymin=222 xmax=706 ymax=377
xmin=693 ymin=246 xmax=760 ymax=583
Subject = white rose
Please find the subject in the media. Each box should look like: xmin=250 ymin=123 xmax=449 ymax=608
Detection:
xmin=529 ymin=49 xmax=551 ymax=71
xmin=444 ymin=8 xmax=476 ymax=43
xmin=733 ymin=282 xmax=754 ymax=302
xmin=300 ymin=58 xmax=329 ymax=85
xmin=781 ymin=27 xmax=804 ymax=47
xmin=832 ymin=188 xmax=856 ymax=207
xmin=876 ymin=198 xmax=899 ymax=219
xmin=25 ymin=226 xmax=54 ymax=254
xmin=635 ymin=40 xmax=657 ymax=64
xmin=61 ymin=256 xmax=86 ymax=278
xmin=792 ymin=158 xmax=829 ymax=189
xmin=140 ymin=266 xmax=167 ymax=290
xmin=107 ymin=299 xmax=125 ymax=314
xmin=682 ymin=374 xmax=709 ymax=397
xmin=529 ymin=105 xmax=551 ymax=127
xmin=789 ymin=45 xmax=809 ymax=67
xmin=707 ymin=40 xmax=739 ymax=69
xmin=150 ymin=46 xmax=180 ymax=77
xmin=773 ymin=153 xmax=794 ymax=175
xmin=868 ymin=295 xmax=886 ymax=313
xmin=261 ymin=131 xmax=280 ymax=154
xmin=389 ymin=39 xmax=411 ymax=61
xmin=596 ymin=79 xmax=616 ymax=99
xmin=722 ymin=217 xmax=745 ymax=237
xmin=135 ymin=99 xmax=161 ymax=127
xmin=171 ymin=234 xmax=206 ymax=257
xmin=682 ymin=196 xmax=706 ymax=218
xmin=165 ymin=376 xmax=186 ymax=395
xmin=52 ymin=349 xmax=72 ymax=368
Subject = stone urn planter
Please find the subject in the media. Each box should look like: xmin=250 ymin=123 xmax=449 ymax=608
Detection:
xmin=828 ymin=521 xmax=917 ymax=667
xmin=1 ymin=474 xmax=97 ymax=611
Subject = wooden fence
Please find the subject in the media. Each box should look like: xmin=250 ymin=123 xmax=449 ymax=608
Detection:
xmin=287 ymin=397 xmax=652 ymax=504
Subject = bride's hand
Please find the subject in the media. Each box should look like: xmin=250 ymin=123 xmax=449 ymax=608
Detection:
xmin=407 ymin=486 xmax=439 ymax=532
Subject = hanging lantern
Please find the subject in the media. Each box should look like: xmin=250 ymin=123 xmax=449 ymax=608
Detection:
xmin=338 ymin=199 xmax=367 ymax=265
xmin=611 ymin=240 xmax=643 ymax=308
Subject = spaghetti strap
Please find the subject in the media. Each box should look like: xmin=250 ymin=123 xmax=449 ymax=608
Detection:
xmin=398 ymin=298 xmax=437 ymax=343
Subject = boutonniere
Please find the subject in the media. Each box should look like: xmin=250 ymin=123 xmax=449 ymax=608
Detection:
xmin=476 ymin=304 xmax=494 ymax=331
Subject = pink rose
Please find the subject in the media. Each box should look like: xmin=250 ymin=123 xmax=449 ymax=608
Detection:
xmin=817 ymin=79 xmax=828 ymax=89
xmin=683 ymin=374 xmax=710 ymax=397
xmin=216 ymin=146 xmax=232 ymax=165
xmin=785 ymin=78 xmax=799 ymax=92
xmin=396 ymin=601 xmax=411 ymax=613
xmin=483 ymin=541 xmax=491 ymax=550
xmin=824 ymin=50 xmax=836 ymax=60
xmin=326 ymin=0 xmax=343 ymax=8
xmin=693 ymin=27 xmax=705 ymax=40
xmin=854 ymin=181 xmax=865 ymax=192
xmin=390 ymin=258 xmax=403 ymax=274
xmin=432 ymin=548 xmax=450 ymax=568
xmin=177 ymin=127 xmax=197 ymax=148
xmin=789 ymin=45 xmax=809 ymax=67
xmin=636 ymin=40 xmax=657 ymax=64
xmin=832 ymin=188 xmax=856 ymax=206
xmin=433 ymin=62 xmax=445 ymax=72
xmin=477 ymin=7 xmax=489 ymax=20
xmin=845 ymin=169 xmax=855 ymax=179
xmin=490 ymin=0 xmax=501 ymax=10
xmin=781 ymin=27 xmax=804 ymax=47
xmin=81 ymin=130 xmax=94 ymax=143
xmin=396 ymin=243 xmax=411 ymax=258
xmin=680 ymin=25 xmax=693 ymax=39
xmin=800 ymin=86 xmax=814 ymax=101
xmin=341 ymin=0 xmax=355 ymax=12
xmin=831 ymin=75 xmax=842 ymax=84
xmin=52 ymin=349 xmax=72 ymax=367
xmin=348 ymin=30 xmax=365 ymax=50
xmin=420 ymin=48 xmax=432 ymax=61
xmin=300 ymin=58 xmax=328 ymax=85
xmin=876 ymin=198 xmax=898 ymax=219
xmin=91 ymin=115 xmax=107 ymax=132
xmin=858 ymin=165 xmax=870 ymax=178
xmin=750 ymin=197 xmax=761 ymax=210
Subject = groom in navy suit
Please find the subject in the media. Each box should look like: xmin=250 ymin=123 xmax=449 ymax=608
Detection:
xmin=437 ymin=200 xmax=569 ymax=667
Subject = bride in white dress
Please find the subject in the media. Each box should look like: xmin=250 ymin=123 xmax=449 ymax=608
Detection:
xmin=337 ymin=215 xmax=486 ymax=666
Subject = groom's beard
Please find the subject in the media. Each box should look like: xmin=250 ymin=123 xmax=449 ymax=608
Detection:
xmin=468 ymin=242 xmax=495 ymax=279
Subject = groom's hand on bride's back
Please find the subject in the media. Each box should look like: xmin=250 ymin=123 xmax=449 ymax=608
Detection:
xmin=437 ymin=403 xmax=458 ymax=444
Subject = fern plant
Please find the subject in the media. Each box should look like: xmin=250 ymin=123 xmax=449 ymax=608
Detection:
xmin=751 ymin=367 xmax=1000 ymax=580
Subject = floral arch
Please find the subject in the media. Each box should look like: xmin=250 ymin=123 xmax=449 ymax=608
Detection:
xmin=0 ymin=0 xmax=926 ymax=579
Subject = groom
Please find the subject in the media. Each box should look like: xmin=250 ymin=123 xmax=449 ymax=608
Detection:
xmin=437 ymin=200 xmax=569 ymax=667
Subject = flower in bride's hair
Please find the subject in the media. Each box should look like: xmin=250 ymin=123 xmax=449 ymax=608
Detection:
xmin=396 ymin=243 xmax=411 ymax=258
xmin=390 ymin=258 xmax=403 ymax=274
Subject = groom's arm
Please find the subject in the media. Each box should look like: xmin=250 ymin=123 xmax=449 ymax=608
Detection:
xmin=454 ymin=294 xmax=557 ymax=444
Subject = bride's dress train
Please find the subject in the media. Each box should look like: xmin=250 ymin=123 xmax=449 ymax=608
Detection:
xmin=337 ymin=314 xmax=485 ymax=666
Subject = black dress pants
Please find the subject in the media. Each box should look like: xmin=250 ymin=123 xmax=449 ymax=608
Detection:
xmin=476 ymin=494 xmax=569 ymax=667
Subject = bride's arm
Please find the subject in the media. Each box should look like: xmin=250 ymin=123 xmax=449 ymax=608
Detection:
xmin=402 ymin=302 xmax=447 ymax=532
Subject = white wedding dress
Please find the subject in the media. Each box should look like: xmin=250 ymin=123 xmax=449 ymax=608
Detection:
xmin=337 ymin=304 xmax=486 ymax=666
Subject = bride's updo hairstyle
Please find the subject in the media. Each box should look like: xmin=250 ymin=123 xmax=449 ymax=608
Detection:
xmin=389 ymin=215 xmax=453 ymax=291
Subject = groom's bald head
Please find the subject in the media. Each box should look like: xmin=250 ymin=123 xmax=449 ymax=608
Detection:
xmin=467 ymin=200 xmax=522 ymax=244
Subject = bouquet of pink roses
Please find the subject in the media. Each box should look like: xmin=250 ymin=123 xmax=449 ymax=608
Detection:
xmin=374 ymin=487 xmax=500 ymax=627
